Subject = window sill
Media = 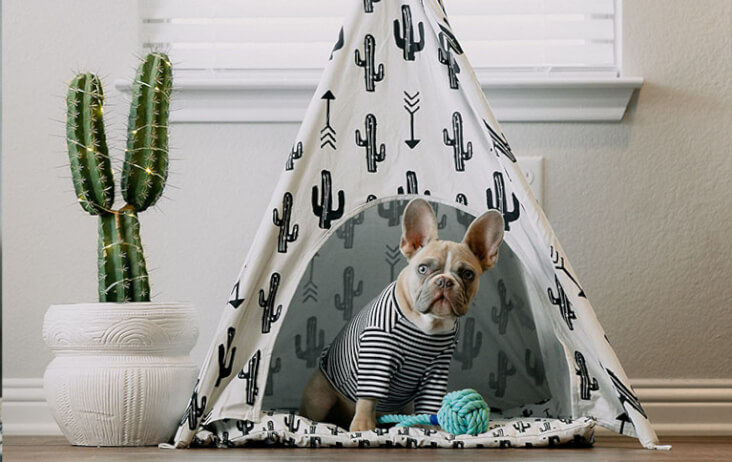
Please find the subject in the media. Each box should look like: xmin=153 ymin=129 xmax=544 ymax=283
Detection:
xmin=114 ymin=71 xmax=643 ymax=123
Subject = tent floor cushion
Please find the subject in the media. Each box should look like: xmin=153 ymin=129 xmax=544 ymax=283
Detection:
xmin=194 ymin=413 xmax=596 ymax=448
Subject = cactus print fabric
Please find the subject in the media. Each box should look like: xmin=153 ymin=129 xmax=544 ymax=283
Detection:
xmin=170 ymin=0 xmax=663 ymax=450
xmin=184 ymin=413 xmax=595 ymax=449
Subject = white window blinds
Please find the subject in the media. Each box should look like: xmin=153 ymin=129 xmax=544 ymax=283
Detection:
xmin=140 ymin=0 xmax=620 ymax=80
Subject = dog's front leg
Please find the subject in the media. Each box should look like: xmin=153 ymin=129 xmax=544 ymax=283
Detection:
xmin=349 ymin=398 xmax=378 ymax=431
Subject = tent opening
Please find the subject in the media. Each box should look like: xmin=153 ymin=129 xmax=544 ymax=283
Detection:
xmin=263 ymin=197 xmax=569 ymax=417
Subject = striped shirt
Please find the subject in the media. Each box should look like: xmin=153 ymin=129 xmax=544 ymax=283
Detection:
xmin=320 ymin=282 xmax=458 ymax=413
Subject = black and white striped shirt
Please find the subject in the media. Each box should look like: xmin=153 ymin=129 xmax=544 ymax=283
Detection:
xmin=320 ymin=282 xmax=458 ymax=413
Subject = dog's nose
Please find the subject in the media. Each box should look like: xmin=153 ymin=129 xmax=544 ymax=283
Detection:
xmin=434 ymin=276 xmax=454 ymax=289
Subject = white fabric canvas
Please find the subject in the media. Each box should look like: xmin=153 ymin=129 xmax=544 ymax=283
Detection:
xmin=171 ymin=0 xmax=663 ymax=450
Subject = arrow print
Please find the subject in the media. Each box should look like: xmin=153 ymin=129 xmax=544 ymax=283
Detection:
xmin=302 ymin=253 xmax=319 ymax=303
xmin=320 ymin=91 xmax=337 ymax=150
xmin=385 ymin=244 xmax=402 ymax=280
xmin=484 ymin=119 xmax=516 ymax=162
xmin=229 ymin=281 xmax=245 ymax=309
xmin=403 ymin=91 xmax=421 ymax=149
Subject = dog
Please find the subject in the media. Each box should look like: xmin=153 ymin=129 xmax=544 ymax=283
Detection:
xmin=299 ymin=198 xmax=504 ymax=431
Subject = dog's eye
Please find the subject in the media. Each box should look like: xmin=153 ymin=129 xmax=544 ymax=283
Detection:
xmin=461 ymin=270 xmax=475 ymax=281
xmin=418 ymin=264 xmax=428 ymax=274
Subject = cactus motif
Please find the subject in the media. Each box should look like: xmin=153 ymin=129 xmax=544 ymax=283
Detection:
xmin=525 ymin=349 xmax=546 ymax=386
xmin=364 ymin=0 xmax=381 ymax=13
xmin=336 ymin=212 xmax=364 ymax=249
xmin=394 ymin=5 xmax=425 ymax=61
xmin=273 ymin=192 xmax=299 ymax=253
xmin=66 ymin=53 xmax=172 ymax=303
xmin=489 ymin=350 xmax=516 ymax=398
xmin=259 ymin=272 xmax=283 ymax=334
xmin=335 ymin=266 xmax=364 ymax=320
xmin=454 ymin=317 xmax=482 ymax=370
xmin=548 ymin=276 xmax=576 ymax=330
xmin=438 ymin=31 xmax=461 ymax=89
xmin=513 ymin=422 xmax=531 ymax=433
xmin=455 ymin=193 xmax=473 ymax=229
xmin=431 ymin=203 xmax=448 ymax=229
xmin=355 ymin=113 xmax=386 ymax=172
xmin=295 ymin=316 xmax=325 ymax=368
xmin=265 ymin=357 xmax=281 ymax=396
xmin=311 ymin=170 xmax=345 ymax=229
xmin=285 ymin=142 xmax=302 ymax=171
xmin=355 ymin=35 xmax=384 ymax=92
xmin=491 ymin=279 xmax=514 ymax=335
xmin=284 ymin=412 xmax=301 ymax=432
xmin=443 ymin=112 xmax=473 ymax=172
xmin=215 ymin=327 xmax=237 ymax=387
xmin=181 ymin=379 xmax=207 ymax=431
xmin=486 ymin=171 xmax=520 ymax=231
xmin=236 ymin=419 xmax=255 ymax=436
xmin=378 ymin=200 xmax=407 ymax=227
xmin=397 ymin=170 xmax=430 ymax=195
xmin=237 ymin=350 xmax=261 ymax=405
xmin=575 ymin=351 xmax=599 ymax=400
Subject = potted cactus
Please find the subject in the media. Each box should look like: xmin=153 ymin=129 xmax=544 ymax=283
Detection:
xmin=42 ymin=53 xmax=199 ymax=446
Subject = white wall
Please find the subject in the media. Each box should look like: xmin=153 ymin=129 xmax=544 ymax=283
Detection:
xmin=2 ymin=0 xmax=731 ymax=387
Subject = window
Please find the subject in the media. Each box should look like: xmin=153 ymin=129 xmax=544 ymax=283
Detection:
xmin=127 ymin=0 xmax=641 ymax=122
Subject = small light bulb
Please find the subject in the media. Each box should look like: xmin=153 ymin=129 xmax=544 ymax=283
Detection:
xmin=145 ymin=167 xmax=153 ymax=175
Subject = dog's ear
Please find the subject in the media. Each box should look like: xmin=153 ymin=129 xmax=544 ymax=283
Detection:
xmin=400 ymin=198 xmax=439 ymax=259
xmin=462 ymin=210 xmax=505 ymax=270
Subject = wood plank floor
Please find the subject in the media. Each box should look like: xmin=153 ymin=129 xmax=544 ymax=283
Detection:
xmin=4 ymin=435 xmax=732 ymax=461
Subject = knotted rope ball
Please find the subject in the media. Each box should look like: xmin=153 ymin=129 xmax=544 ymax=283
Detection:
xmin=377 ymin=388 xmax=490 ymax=435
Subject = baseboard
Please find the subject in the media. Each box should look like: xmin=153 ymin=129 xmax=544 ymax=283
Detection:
xmin=4 ymin=377 xmax=732 ymax=436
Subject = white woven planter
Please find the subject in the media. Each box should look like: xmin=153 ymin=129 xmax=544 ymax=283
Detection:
xmin=43 ymin=302 xmax=199 ymax=446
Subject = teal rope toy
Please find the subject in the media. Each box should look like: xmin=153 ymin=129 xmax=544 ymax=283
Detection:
xmin=377 ymin=389 xmax=490 ymax=435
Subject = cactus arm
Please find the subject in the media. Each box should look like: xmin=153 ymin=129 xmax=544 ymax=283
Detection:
xmin=394 ymin=19 xmax=405 ymax=49
xmin=443 ymin=128 xmax=454 ymax=146
xmin=123 ymin=53 xmax=172 ymax=212
xmin=415 ymin=22 xmax=425 ymax=52
xmin=333 ymin=191 xmax=345 ymax=220
xmin=355 ymin=129 xmax=366 ymax=146
xmin=311 ymin=185 xmax=323 ymax=219
xmin=66 ymin=73 xmax=114 ymax=215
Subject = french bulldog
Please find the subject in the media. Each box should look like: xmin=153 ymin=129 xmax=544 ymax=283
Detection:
xmin=299 ymin=198 xmax=504 ymax=431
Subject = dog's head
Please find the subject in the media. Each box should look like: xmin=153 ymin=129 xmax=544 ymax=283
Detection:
xmin=399 ymin=198 xmax=504 ymax=319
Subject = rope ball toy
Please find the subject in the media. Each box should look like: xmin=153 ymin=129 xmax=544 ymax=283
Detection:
xmin=377 ymin=388 xmax=490 ymax=435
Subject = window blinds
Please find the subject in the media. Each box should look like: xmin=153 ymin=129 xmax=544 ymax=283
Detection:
xmin=140 ymin=0 xmax=619 ymax=79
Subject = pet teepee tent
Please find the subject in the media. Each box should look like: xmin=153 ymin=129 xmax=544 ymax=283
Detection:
xmin=170 ymin=0 xmax=665 ymax=449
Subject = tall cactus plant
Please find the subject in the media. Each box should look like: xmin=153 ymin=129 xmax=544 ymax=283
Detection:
xmin=66 ymin=53 xmax=172 ymax=303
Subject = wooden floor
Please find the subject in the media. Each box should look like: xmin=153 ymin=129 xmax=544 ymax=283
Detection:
xmin=4 ymin=435 xmax=732 ymax=461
